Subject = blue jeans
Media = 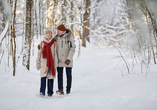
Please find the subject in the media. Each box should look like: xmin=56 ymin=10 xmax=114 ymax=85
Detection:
xmin=57 ymin=67 xmax=72 ymax=91
xmin=40 ymin=77 xmax=54 ymax=95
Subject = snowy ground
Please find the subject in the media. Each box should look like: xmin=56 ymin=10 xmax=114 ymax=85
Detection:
xmin=0 ymin=43 xmax=157 ymax=110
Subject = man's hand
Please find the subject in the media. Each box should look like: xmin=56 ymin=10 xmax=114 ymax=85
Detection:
xmin=65 ymin=59 xmax=70 ymax=65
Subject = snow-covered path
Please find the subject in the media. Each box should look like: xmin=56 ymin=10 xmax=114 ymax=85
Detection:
xmin=0 ymin=47 xmax=157 ymax=110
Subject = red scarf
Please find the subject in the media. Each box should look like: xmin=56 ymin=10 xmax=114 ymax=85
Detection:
xmin=42 ymin=38 xmax=55 ymax=77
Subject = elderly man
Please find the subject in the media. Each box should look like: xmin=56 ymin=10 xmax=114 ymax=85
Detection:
xmin=55 ymin=24 xmax=76 ymax=95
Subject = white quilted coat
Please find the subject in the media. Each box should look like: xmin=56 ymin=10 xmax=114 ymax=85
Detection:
xmin=36 ymin=36 xmax=56 ymax=79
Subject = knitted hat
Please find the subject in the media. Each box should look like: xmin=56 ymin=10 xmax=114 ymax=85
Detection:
xmin=57 ymin=24 xmax=66 ymax=31
xmin=45 ymin=29 xmax=52 ymax=35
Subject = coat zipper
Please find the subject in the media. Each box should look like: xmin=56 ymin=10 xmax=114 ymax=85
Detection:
xmin=62 ymin=41 xmax=63 ymax=48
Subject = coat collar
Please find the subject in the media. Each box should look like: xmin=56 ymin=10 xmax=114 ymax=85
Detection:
xmin=59 ymin=29 xmax=72 ymax=38
xmin=60 ymin=31 xmax=66 ymax=37
xmin=43 ymin=36 xmax=54 ymax=43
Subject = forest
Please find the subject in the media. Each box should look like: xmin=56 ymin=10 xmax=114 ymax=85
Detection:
xmin=0 ymin=0 xmax=157 ymax=76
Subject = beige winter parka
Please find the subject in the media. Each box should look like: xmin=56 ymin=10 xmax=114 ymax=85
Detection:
xmin=55 ymin=29 xmax=76 ymax=67
xmin=36 ymin=36 xmax=56 ymax=79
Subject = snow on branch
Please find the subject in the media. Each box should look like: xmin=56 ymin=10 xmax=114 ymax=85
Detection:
xmin=0 ymin=22 xmax=9 ymax=44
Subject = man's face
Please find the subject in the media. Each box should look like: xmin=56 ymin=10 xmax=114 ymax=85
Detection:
xmin=57 ymin=30 xmax=65 ymax=36
xmin=46 ymin=31 xmax=52 ymax=40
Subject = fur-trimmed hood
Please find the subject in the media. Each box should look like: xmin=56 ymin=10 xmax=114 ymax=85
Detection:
xmin=65 ymin=28 xmax=72 ymax=37
xmin=54 ymin=29 xmax=72 ymax=42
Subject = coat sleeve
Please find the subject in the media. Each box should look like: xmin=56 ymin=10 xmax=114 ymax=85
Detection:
xmin=54 ymin=42 xmax=58 ymax=69
xmin=36 ymin=48 xmax=42 ymax=70
xmin=67 ymin=36 xmax=76 ymax=61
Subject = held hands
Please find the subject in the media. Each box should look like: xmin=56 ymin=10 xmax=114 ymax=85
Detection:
xmin=38 ymin=44 xmax=41 ymax=50
xmin=65 ymin=59 xmax=70 ymax=65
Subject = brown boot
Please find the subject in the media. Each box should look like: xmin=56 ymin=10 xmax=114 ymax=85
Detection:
xmin=66 ymin=91 xmax=70 ymax=94
xmin=56 ymin=89 xmax=64 ymax=95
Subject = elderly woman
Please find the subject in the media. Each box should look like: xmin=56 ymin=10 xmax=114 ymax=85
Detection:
xmin=36 ymin=29 xmax=56 ymax=97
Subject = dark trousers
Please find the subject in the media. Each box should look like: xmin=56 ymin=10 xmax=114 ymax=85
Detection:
xmin=40 ymin=77 xmax=54 ymax=95
xmin=57 ymin=67 xmax=72 ymax=91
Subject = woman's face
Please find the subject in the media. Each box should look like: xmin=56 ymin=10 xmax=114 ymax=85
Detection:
xmin=46 ymin=31 xmax=52 ymax=40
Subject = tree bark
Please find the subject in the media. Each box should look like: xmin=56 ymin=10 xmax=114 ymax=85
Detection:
xmin=23 ymin=0 xmax=32 ymax=70
xmin=61 ymin=0 xmax=67 ymax=24
xmin=11 ymin=0 xmax=17 ymax=76
xmin=82 ymin=0 xmax=91 ymax=47
xmin=70 ymin=1 xmax=74 ymax=36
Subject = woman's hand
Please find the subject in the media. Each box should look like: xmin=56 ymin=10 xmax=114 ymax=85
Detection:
xmin=38 ymin=44 xmax=41 ymax=50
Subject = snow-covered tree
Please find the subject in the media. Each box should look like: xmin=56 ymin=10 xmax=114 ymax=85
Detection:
xmin=23 ymin=0 xmax=33 ymax=70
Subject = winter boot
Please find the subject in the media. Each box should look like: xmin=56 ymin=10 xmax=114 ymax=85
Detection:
xmin=48 ymin=94 xmax=52 ymax=97
xmin=40 ymin=92 xmax=45 ymax=96
xmin=56 ymin=89 xmax=64 ymax=95
xmin=66 ymin=91 xmax=70 ymax=94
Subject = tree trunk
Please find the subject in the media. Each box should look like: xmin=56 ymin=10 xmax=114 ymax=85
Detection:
xmin=70 ymin=1 xmax=74 ymax=36
xmin=32 ymin=0 xmax=34 ymax=56
xmin=45 ymin=0 xmax=50 ymax=28
xmin=61 ymin=0 xmax=67 ymax=24
xmin=53 ymin=0 xmax=58 ymax=33
xmin=23 ymin=0 xmax=32 ymax=70
xmin=47 ymin=0 xmax=58 ymax=30
xmin=10 ymin=0 xmax=17 ymax=76
xmin=39 ymin=1 xmax=42 ymax=36
xmin=34 ymin=0 xmax=38 ymax=38
xmin=31 ymin=0 xmax=34 ymax=39
xmin=39 ymin=1 xmax=41 ymax=37
xmin=82 ymin=0 xmax=91 ymax=47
